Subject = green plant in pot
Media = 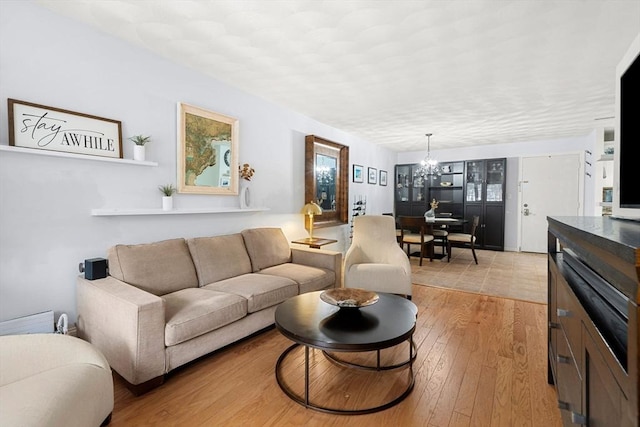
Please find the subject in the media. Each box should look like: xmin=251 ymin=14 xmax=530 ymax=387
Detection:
xmin=129 ymin=135 xmax=150 ymax=161
xmin=159 ymin=184 xmax=176 ymax=211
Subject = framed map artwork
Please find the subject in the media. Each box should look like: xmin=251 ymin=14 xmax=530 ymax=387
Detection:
xmin=177 ymin=103 xmax=238 ymax=195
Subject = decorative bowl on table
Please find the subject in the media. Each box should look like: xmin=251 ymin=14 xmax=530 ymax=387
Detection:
xmin=320 ymin=288 xmax=379 ymax=308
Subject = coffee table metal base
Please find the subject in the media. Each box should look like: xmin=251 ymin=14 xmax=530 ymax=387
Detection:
xmin=275 ymin=340 xmax=415 ymax=415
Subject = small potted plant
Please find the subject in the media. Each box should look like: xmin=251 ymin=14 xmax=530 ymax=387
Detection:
xmin=129 ymin=135 xmax=150 ymax=161
xmin=159 ymin=184 xmax=176 ymax=211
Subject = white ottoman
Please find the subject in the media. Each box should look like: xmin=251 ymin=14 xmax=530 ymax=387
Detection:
xmin=0 ymin=334 xmax=114 ymax=427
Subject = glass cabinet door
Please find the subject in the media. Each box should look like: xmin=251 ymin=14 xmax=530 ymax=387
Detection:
xmin=466 ymin=161 xmax=484 ymax=202
xmin=486 ymin=160 xmax=505 ymax=202
xmin=411 ymin=165 xmax=426 ymax=203
xmin=395 ymin=165 xmax=411 ymax=202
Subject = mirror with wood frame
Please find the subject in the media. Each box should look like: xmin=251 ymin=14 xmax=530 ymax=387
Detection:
xmin=305 ymin=135 xmax=349 ymax=230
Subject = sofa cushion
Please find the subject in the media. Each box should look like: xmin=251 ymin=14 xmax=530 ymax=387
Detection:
xmin=203 ymin=273 xmax=297 ymax=313
xmin=108 ymin=238 xmax=198 ymax=296
xmin=241 ymin=228 xmax=291 ymax=272
xmin=187 ymin=234 xmax=253 ymax=286
xmin=259 ymin=263 xmax=334 ymax=294
xmin=162 ymin=288 xmax=247 ymax=346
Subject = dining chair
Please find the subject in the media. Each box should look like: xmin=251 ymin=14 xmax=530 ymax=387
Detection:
xmin=399 ymin=216 xmax=434 ymax=266
xmin=446 ymin=215 xmax=480 ymax=264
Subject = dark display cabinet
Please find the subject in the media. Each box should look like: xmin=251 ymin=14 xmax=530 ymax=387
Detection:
xmin=426 ymin=162 xmax=464 ymax=220
xmin=395 ymin=164 xmax=428 ymax=217
xmin=463 ymin=158 xmax=506 ymax=251
xmin=394 ymin=158 xmax=506 ymax=251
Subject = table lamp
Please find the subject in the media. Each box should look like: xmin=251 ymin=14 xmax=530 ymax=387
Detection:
xmin=301 ymin=201 xmax=322 ymax=239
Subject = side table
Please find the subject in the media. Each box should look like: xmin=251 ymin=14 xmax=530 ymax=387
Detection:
xmin=291 ymin=237 xmax=337 ymax=249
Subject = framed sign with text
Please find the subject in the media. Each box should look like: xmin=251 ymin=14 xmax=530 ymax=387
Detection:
xmin=8 ymin=99 xmax=122 ymax=159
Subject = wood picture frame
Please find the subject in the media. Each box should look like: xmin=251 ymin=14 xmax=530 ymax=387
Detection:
xmin=368 ymin=167 xmax=377 ymax=184
xmin=379 ymin=170 xmax=388 ymax=186
xmin=177 ymin=103 xmax=238 ymax=195
xmin=353 ymin=164 xmax=364 ymax=183
xmin=305 ymin=135 xmax=349 ymax=230
xmin=8 ymin=99 xmax=122 ymax=158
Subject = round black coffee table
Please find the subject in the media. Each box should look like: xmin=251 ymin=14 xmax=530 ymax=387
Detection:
xmin=274 ymin=290 xmax=418 ymax=415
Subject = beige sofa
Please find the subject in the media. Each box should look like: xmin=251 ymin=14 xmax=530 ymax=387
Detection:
xmin=77 ymin=228 xmax=341 ymax=394
xmin=0 ymin=334 xmax=114 ymax=427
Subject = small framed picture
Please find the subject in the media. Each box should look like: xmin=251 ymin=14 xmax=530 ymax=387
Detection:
xmin=368 ymin=167 xmax=377 ymax=184
xmin=379 ymin=170 xmax=388 ymax=186
xmin=353 ymin=164 xmax=364 ymax=183
xmin=603 ymin=187 xmax=613 ymax=203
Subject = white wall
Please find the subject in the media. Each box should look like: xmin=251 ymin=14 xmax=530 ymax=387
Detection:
xmin=0 ymin=1 xmax=395 ymax=323
xmin=397 ymin=135 xmax=592 ymax=251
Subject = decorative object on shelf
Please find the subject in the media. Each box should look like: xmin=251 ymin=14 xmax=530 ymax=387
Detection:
xmin=414 ymin=133 xmax=441 ymax=177
xmin=177 ymin=102 xmax=238 ymax=195
xmin=301 ymin=201 xmax=322 ymax=239
xmin=8 ymin=98 xmax=122 ymax=159
xmin=129 ymin=135 xmax=150 ymax=161
xmin=424 ymin=198 xmax=439 ymax=222
xmin=603 ymin=187 xmax=613 ymax=203
xmin=238 ymin=163 xmax=254 ymax=208
xmin=158 ymin=184 xmax=176 ymax=211
xmin=353 ymin=164 xmax=364 ymax=183
xmin=368 ymin=167 xmax=377 ymax=184
xmin=320 ymin=288 xmax=379 ymax=309
xmin=379 ymin=170 xmax=388 ymax=186
xmin=440 ymin=181 xmax=453 ymax=187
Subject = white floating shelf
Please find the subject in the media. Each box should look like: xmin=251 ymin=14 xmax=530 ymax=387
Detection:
xmin=599 ymin=202 xmax=612 ymax=207
xmin=91 ymin=207 xmax=270 ymax=216
xmin=597 ymin=154 xmax=614 ymax=162
xmin=0 ymin=145 xmax=158 ymax=166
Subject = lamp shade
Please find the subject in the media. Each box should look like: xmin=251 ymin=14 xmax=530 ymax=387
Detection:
xmin=301 ymin=202 xmax=322 ymax=216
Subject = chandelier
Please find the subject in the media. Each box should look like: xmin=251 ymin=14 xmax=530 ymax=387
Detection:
xmin=414 ymin=133 xmax=441 ymax=177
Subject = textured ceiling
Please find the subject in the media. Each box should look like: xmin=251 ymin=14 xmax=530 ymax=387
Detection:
xmin=38 ymin=0 xmax=640 ymax=152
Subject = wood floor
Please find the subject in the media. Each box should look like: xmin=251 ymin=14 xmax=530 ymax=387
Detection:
xmin=110 ymin=285 xmax=562 ymax=426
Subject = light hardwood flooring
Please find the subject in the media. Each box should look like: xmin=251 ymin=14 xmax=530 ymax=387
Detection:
xmin=410 ymin=249 xmax=548 ymax=304
xmin=110 ymin=284 xmax=562 ymax=426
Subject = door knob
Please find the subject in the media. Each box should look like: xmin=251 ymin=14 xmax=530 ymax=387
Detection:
xmin=523 ymin=208 xmax=530 ymax=216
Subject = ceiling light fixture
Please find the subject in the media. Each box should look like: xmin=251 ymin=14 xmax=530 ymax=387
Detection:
xmin=414 ymin=133 xmax=441 ymax=177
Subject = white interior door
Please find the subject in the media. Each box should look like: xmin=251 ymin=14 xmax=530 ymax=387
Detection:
xmin=520 ymin=154 xmax=582 ymax=253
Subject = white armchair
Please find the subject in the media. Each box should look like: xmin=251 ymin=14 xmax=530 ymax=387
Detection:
xmin=344 ymin=215 xmax=413 ymax=299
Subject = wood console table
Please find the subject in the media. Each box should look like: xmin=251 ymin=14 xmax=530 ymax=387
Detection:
xmin=547 ymin=216 xmax=639 ymax=426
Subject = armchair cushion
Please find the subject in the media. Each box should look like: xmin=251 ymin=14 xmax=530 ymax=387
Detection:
xmin=241 ymin=228 xmax=292 ymax=272
xmin=344 ymin=263 xmax=408 ymax=293
xmin=163 ymin=288 xmax=247 ymax=346
xmin=108 ymin=238 xmax=198 ymax=296
xmin=187 ymin=234 xmax=252 ymax=286
xmin=204 ymin=273 xmax=297 ymax=313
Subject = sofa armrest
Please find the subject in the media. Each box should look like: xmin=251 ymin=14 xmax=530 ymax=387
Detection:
xmin=291 ymin=247 xmax=343 ymax=288
xmin=76 ymin=275 xmax=165 ymax=385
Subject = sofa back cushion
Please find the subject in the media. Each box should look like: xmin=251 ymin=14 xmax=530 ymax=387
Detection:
xmin=108 ymin=238 xmax=198 ymax=296
xmin=187 ymin=234 xmax=253 ymax=286
xmin=241 ymin=228 xmax=291 ymax=272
